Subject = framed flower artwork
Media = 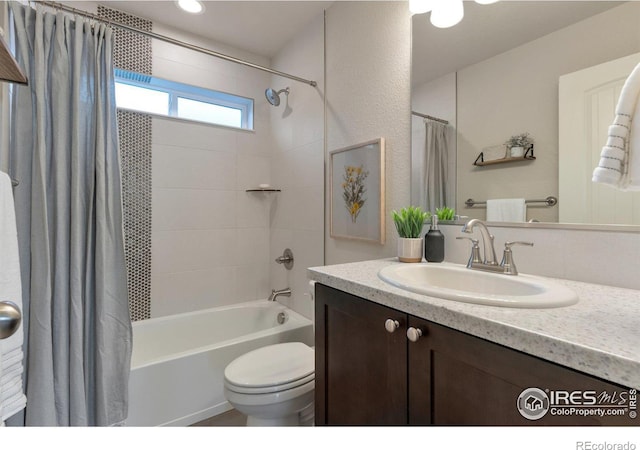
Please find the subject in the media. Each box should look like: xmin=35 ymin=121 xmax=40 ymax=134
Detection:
xmin=329 ymin=138 xmax=385 ymax=244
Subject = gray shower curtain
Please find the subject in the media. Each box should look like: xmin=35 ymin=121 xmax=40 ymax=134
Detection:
xmin=8 ymin=2 xmax=131 ymax=426
xmin=422 ymin=119 xmax=448 ymax=214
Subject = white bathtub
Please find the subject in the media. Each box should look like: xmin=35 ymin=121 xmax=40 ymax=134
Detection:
xmin=126 ymin=300 xmax=314 ymax=426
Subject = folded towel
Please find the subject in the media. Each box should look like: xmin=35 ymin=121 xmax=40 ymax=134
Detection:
xmin=593 ymin=61 xmax=640 ymax=190
xmin=0 ymin=377 xmax=21 ymax=403
xmin=0 ymin=171 xmax=25 ymax=421
xmin=0 ymin=363 xmax=23 ymax=385
xmin=0 ymin=392 xmax=26 ymax=423
xmin=0 ymin=349 xmax=22 ymax=368
xmin=486 ymin=198 xmax=527 ymax=222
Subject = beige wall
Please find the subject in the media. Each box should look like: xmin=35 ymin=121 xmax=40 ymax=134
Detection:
xmin=456 ymin=2 xmax=640 ymax=223
xmin=411 ymin=73 xmax=457 ymax=213
xmin=325 ymin=1 xmax=412 ymax=264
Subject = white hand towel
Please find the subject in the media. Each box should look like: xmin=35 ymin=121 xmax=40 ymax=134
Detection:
xmin=0 ymin=171 xmax=26 ymax=421
xmin=486 ymin=198 xmax=527 ymax=222
xmin=593 ymin=61 xmax=640 ymax=189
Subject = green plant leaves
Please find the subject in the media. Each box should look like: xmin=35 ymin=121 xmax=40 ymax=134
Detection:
xmin=436 ymin=206 xmax=455 ymax=221
xmin=391 ymin=206 xmax=430 ymax=238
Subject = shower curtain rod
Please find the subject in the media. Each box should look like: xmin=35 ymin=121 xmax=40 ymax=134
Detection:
xmin=411 ymin=110 xmax=449 ymax=125
xmin=38 ymin=1 xmax=318 ymax=88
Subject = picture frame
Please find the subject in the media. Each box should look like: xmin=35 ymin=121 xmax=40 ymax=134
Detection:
xmin=330 ymin=138 xmax=385 ymax=244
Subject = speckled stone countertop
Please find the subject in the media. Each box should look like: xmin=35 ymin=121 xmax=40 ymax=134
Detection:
xmin=308 ymin=258 xmax=640 ymax=388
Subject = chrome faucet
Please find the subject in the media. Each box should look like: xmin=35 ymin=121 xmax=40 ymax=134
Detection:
xmin=461 ymin=219 xmax=499 ymax=267
xmin=459 ymin=219 xmax=533 ymax=275
xmin=268 ymin=287 xmax=291 ymax=302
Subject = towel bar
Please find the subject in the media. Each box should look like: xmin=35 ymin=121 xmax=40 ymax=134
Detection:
xmin=465 ymin=196 xmax=558 ymax=208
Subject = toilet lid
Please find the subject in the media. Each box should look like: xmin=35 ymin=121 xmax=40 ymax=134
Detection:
xmin=224 ymin=342 xmax=314 ymax=390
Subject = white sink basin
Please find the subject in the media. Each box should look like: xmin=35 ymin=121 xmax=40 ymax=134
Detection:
xmin=378 ymin=263 xmax=578 ymax=308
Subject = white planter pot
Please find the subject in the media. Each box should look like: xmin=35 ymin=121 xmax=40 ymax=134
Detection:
xmin=397 ymin=237 xmax=423 ymax=263
xmin=510 ymin=146 xmax=525 ymax=158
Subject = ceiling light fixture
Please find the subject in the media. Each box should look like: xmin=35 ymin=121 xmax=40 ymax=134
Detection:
xmin=176 ymin=0 xmax=204 ymax=14
xmin=409 ymin=0 xmax=435 ymax=16
xmin=430 ymin=0 xmax=464 ymax=29
xmin=412 ymin=0 xmax=499 ymax=28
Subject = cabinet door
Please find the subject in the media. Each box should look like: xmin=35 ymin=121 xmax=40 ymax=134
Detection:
xmin=408 ymin=316 xmax=635 ymax=426
xmin=315 ymin=284 xmax=407 ymax=425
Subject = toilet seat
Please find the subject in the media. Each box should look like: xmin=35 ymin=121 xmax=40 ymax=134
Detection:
xmin=226 ymin=372 xmax=314 ymax=394
xmin=224 ymin=342 xmax=314 ymax=395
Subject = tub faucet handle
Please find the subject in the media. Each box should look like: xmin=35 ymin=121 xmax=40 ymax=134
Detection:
xmin=275 ymin=248 xmax=294 ymax=270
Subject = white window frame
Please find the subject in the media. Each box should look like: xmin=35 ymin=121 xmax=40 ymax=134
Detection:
xmin=114 ymin=68 xmax=254 ymax=130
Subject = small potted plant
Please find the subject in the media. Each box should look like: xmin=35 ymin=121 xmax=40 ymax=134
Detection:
xmin=392 ymin=206 xmax=430 ymax=263
xmin=504 ymin=132 xmax=533 ymax=158
xmin=436 ymin=206 xmax=455 ymax=221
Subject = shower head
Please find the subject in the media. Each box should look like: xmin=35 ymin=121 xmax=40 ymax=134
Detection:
xmin=265 ymin=87 xmax=289 ymax=107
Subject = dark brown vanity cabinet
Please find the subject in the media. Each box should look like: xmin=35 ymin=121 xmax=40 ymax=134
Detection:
xmin=315 ymin=283 xmax=635 ymax=426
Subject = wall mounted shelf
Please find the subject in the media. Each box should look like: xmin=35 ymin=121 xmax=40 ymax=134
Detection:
xmin=245 ymin=188 xmax=281 ymax=192
xmin=473 ymin=145 xmax=535 ymax=166
xmin=474 ymin=155 xmax=536 ymax=166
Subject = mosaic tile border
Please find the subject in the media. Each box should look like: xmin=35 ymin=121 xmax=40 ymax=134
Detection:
xmin=98 ymin=6 xmax=152 ymax=321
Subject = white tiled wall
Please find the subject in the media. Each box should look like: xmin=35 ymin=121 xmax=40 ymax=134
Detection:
xmin=149 ymin=17 xmax=324 ymax=319
xmin=268 ymin=13 xmax=325 ymax=319
xmin=150 ymin=23 xmax=276 ymax=318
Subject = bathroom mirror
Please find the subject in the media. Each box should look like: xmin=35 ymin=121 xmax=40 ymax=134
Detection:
xmin=411 ymin=0 xmax=640 ymax=229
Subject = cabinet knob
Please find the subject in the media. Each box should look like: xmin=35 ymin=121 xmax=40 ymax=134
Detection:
xmin=384 ymin=319 xmax=400 ymax=333
xmin=406 ymin=327 xmax=423 ymax=342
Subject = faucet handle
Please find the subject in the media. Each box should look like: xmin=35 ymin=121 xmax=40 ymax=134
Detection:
xmin=456 ymin=236 xmax=481 ymax=267
xmin=504 ymin=241 xmax=534 ymax=249
xmin=501 ymin=241 xmax=533 ymax=275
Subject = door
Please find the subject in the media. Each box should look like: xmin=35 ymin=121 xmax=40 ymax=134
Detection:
xmin=559 ymin=52 xmax=640 ymax=225
xmin=408 ymin=316 xmax=635 ymax=426
xmin=315 ymin=284 xmax=407 ymax=425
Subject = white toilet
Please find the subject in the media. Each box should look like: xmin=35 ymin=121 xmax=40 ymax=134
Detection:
xmin=223 ymin=341 xmax=315 ymax=426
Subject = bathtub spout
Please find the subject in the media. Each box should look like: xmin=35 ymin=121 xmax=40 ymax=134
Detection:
xmin=268 ymin=288 xmax=291 ymax=302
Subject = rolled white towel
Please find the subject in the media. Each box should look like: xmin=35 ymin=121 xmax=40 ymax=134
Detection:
xmin=593 ymin=62 xmax=640 ymax=188
xmin=608 ymin=124 xmax=628 ymax=138
xmin=614 ymin=62 xmax=640 ymax=113
xmin=601 ymin=146 xmax=625 ymax=158
xmin=593 ymin=167 xmax=622 ymax=185
xmin=620 ymin=89 xmax=640 ymax=190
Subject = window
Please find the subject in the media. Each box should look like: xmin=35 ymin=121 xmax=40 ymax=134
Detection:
xmin=114 ymin=69 xmax=253 ymax=130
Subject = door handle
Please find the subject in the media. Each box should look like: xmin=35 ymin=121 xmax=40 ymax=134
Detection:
xmin=0 ymin=301 xmax=21 ymax=339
